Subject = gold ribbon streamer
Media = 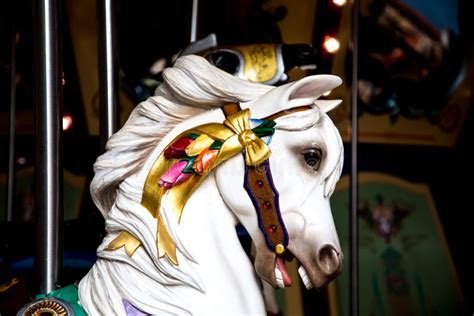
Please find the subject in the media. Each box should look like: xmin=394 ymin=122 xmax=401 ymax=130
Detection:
xmin=106 ymin=109 xmax=270 ymax=265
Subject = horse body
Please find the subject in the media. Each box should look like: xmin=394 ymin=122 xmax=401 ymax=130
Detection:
xmin=78 ymin=55 xmax=344 ymax=315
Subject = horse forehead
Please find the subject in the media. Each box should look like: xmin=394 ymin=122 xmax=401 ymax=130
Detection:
xmin=270 ymin=123 xmax=331 ymax=155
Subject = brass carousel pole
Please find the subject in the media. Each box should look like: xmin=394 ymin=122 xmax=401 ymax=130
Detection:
xmin=35 ymin=0 xmax=63 ymax=294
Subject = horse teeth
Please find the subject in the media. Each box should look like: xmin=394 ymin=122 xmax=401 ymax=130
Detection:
xmin=274 ymin=267 xmax=285 ymax=288
xmin=298 ymin=265 xmax=314 ymax=289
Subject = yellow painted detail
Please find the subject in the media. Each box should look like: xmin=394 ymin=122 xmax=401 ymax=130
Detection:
xmin=185 ymin=134 xmax=215 ymax=156
xmin=0 ymin=277 xmax=19 ymax=292
xmin=275 ymin=244 xmax=285 ymax=255
xmin=157 ymin=215 xmax=178 ymax=265
xmin=106 ymin=231 xmax=142 ymax=257
xmin=238 ymin=44 xmax=278 ymax=83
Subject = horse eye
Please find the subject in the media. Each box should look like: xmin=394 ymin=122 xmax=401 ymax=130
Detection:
xmin=302 ymin=149 xmax=322 ymax=170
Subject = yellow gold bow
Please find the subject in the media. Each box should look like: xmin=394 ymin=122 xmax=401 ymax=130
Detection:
xmin=223 ymin=109 xmax=271 ymax=166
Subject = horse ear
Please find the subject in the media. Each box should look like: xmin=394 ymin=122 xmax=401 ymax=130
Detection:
xmin=286 ymin=75 xmax=342 ymax=106
xmin=314 ymin=99 xmax=342 ymax=113
xmin=242 ymin=75 xmax=342 ymax=118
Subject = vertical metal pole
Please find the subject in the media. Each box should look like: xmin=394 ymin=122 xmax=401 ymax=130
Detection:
xmin=7 ymin=25 xmax=18 ymax=223
xmin=350 ymin=0 xmax=359 ymax=315
xmin=97 ymin=0 xmax=119 ymax=150
xmin=190 ymin=0 xmax=199 ymax=43
xmin=35 ymin=0 xmax=63 ymax=294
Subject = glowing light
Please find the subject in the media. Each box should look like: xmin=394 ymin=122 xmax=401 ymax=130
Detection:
xmin=63 ymin=114 xmax=73 ymax=131
xmin=323 ymin=36 xmax=340 ymax=54
xmin=332 ymin=0 xmax=347 ymax=6
xmin=17 ymin=157 xmax=27 ymax=165
xmin=323 ymin=90 xmax=332 ymax=97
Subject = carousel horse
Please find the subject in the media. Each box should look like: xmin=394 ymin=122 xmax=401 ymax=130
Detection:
xmin=78 ymin=55 xmax=344 ymax=315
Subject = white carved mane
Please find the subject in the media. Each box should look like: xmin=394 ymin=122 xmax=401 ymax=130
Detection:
xmin=90 ymin=56 xmax=273 ymax=217
xmin=79 ymin=55 xmax=344 ymax=315
xmin=80 ymin=56 xmax=274 ymax=315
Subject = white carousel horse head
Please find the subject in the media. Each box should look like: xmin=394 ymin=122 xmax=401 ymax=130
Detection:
xmin=220 ymin=84 xmax=344 ymax=291
xmin=78 ymin=55 xmax=344 ymax=315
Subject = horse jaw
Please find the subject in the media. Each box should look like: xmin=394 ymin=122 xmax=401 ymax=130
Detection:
xmin=214 ymin=155 xmax=278 ymax=287
xmin=215 ymin=118 xmax=344 ymax=290
xmin=214 ymin=154 xmax=343 ymax=290
xmin=251 ymin=192 xmax=343 ymax=290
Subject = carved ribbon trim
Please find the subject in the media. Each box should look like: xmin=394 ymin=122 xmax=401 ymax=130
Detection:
xmin=107 ymin=109 xmax=275 ymax=265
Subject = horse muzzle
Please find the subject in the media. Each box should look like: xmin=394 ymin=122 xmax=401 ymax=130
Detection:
xmin=297 ymin=244 xmax=343 ymax=289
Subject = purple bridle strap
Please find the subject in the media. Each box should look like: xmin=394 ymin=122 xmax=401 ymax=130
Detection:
xmin=243 ymin=159 xmax=289 ymax=253
xmin=221 ymin=102 xmax=304 ymax=255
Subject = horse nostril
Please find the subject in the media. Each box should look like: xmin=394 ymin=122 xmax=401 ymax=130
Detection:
xmin=317 ymin=246 xmax=341 ymax=275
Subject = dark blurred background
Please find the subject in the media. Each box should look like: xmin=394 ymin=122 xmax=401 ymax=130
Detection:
xmin=0 ymin=0 xmax=472 ymax=315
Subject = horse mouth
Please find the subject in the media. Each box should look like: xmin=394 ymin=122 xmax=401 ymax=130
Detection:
xmin=272 ymin=247 xmax=343 ymax=289
xmin=297 ymin=264 xmax=315 ymax=290
xmin=273 ymin=250 xmax=296 ymax=289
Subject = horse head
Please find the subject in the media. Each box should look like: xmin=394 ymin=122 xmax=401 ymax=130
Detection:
xmin=214 ymin=75 xmax=344 ymax=289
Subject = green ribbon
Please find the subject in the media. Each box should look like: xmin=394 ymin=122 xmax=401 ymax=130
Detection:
xmin=251 ymin=120 xmax=276 ymax=138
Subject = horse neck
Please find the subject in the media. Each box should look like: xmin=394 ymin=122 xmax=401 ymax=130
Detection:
xmin=134 ymin=107 xmax=265 ymax=313
xmin=179 ymin=173 xmax=238 ymax=255
xmin=178 ymin=173 xmax=249 ymax=279
xmin=136 ymin=106 xmax=254 ymax=281
xmin=172 ymin=173 xmax=265 ymax=313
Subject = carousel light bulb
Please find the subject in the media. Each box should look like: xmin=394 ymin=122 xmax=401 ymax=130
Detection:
xmin=17 ymin=157 xmax=27 ymax=165
xmin=63 ymin=114 xmax=73 ymax=131
xmin=323 ymin=36 xmax=340 ymax=54
xmin=332 ymin=0 xmax=347 ymax=6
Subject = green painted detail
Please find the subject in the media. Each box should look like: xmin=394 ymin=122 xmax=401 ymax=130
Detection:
xmin=36 ymin=284 xmax=86 ymax=316
xmin=180 ymin=156 xmax=197 ymax=174
xmin=186 ymin=133 xmax=200 ymax=140
xmin=209 ymin=140 xmax=224 ymax=150
xmin=252 ymin=120 xmax=276 ymax=138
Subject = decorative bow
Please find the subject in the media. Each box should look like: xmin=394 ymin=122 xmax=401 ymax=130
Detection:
xmin=224 ymin=109 xmax=273 ymax=166
xmin=106 ymin=109 xmax=276 ymax=265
